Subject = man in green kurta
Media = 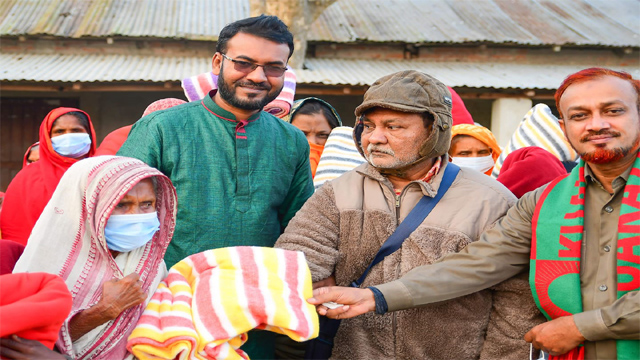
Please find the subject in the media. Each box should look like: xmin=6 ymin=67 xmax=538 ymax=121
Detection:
xmin=118 ymin=15 xmax=314 ymax=358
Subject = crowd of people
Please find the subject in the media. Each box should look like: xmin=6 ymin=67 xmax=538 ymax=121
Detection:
xmin=0 ymin=14 xmax=638 ymax=360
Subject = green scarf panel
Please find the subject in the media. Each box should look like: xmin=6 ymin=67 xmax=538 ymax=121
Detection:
xmin=531 ymin=152 xmax=640 ymax=360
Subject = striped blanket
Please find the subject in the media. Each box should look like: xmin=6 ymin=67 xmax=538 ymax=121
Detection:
xmin=127 ymin=247 xmax=318 ymax=360
xmin=491 ymin=104 xmax=578 ymax=178
xmin=181 ymin=69 xmax=297 ymax=118
xmin=313 ymin=126 xmax=366 ymax=190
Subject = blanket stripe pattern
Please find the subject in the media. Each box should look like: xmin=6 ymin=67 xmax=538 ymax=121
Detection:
xmin=127 ymin=247 xmax=319 ymax=360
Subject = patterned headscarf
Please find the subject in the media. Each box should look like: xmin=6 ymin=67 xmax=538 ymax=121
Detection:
xmin=14 ymin=156 xmax=177 ymax=360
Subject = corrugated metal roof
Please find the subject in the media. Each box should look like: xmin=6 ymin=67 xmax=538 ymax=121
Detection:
xmin=0 ymin=53 xmax=211 ymax=82
xmin=0 ymin=0 xmax=637 ymax=46
xmin=309 ymin=0 xmax=640 ymax=46
xmin=0 ymin=0 xmax=249 ymax=40
xmin=2 ymin=52 xmax=638 ymax=90
xmin=301 ymin=58 xmax=640 ymax=89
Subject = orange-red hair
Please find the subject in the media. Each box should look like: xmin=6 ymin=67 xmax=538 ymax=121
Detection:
xmin=555 ymin=67 xmax=640 ymax=119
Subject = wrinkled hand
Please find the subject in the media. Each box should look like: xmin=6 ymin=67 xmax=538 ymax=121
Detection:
xmin=0 ymin=335 xmax=67 ymax=360
xmin=307 ymin=286 xmax=375 ymax=319
xmin=99 ymin=272 xmax=146 ymax=320
xmin=312 ymin=275 xmax=336 ymax=290
xmin=524 ymin=316 xmax=585 ymax=356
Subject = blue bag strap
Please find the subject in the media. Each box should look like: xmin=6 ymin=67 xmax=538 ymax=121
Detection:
xmin=350 ymin=163 xmax=460 ymax=288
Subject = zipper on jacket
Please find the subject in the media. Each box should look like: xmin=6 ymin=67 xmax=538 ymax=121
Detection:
xmin=392 ymin=261 xmax=401 ymax=354
xmin=395 ymin=193 xmax=401 ymax=224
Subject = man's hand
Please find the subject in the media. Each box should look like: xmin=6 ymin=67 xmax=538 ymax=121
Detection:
xmin=0 ymin=335 xmax=67 ymax=360
xmin=307 ymin=286 xmax=376 ymax=319
xmin=524 ymin=316 xmax=586 ymax=355
xmin=312 ymin=275 xmax=336 ymax=290
xmin=99 ymin=272 xmax=146 ymax=320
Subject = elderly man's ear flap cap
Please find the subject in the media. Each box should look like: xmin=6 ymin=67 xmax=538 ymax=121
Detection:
xmin=354 ymin=70 xmax=453 ymax=129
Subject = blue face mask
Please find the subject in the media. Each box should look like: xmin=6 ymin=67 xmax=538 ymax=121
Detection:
xmin=104 ymin=212 xmax=160 ymax=252
xmin=50 ymin=133 xmax=91 ymax=158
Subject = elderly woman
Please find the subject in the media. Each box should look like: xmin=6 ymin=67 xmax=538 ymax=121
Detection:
xmin=1 ymin=107 xmax=97 ymax=245
xmin=13 ymin=156 xmax=177 ymax=360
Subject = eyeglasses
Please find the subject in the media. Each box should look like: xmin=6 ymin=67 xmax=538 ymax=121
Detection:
xmin=221 ymin=54 xmax=287 ymax=77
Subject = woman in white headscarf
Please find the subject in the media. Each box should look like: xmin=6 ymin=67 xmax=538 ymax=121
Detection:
xmin=13 ymin=156 xmax=177 ymax=360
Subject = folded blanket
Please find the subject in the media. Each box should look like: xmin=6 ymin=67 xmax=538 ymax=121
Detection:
xmin=182 ymin=69 xmax=297 ymax=119
xmin=491 ymin=104 xmax=578 ymax=178
xmin=313 ymin=126 xmax=366 ymax=190
xmin=127 ymin=247 xmax=318 ymax=360
xmin=0 ymin=272 xmax=73 ymax=349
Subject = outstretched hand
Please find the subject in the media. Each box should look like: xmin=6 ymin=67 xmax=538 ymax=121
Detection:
xmin=524 ymin=316 xmax=585 ymax=356
xmin=0 ymin=335 xmax=67 ymax=360
xmin=307 ymin=286 xmax=376 ymax=319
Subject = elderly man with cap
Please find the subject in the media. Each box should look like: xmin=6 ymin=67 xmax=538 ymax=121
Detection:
xmin=275 ymin=70 xmax=543 ymax=359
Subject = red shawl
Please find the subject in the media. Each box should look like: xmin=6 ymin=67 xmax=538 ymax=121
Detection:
xmin=0 ymin=272 xmax=73 ymax=349
xmin=0 ymin=108 xmax=96 ymax=245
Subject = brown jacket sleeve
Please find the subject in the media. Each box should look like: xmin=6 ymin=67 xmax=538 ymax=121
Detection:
xmin=573 ymin=290 xmax=640 ymax=341
xmin=275 ymin=183 xmax=341 ymax=282
xmin=375 ymin=187 xmax=539 ymax=311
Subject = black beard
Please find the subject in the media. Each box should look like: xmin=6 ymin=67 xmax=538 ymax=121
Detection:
xmin=217 ymin=64 xmax=282 ymax=111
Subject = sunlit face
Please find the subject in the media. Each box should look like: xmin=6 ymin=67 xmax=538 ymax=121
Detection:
xmin=559 ymin=75 xmax=640 ymax=164
xmin=291 ymin=112 xmax=333 ymax=146
xmin=449 ymin=135 xmax=492 ymax=157
xmin=360 ymin=108 xmax=430 ymax=169
xmin=50 ymin=114 xmax=88 ymax=138
xmin=212 ymin=32 xmax=289 ymax=112
xmin=27 ymin=145 xmax=40 ymax=164
xmin=111 ymin=179 xmax=157 ymax=216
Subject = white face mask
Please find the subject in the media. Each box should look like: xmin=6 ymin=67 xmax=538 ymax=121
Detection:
xmin=451 ymin=155 xmax=495 ymax=173
xmin=50 ymin=133 xmax=91 ymax=158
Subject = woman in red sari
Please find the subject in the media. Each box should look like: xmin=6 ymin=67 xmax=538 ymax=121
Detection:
xmin=0 ymin=107 xmax=96 ymax=245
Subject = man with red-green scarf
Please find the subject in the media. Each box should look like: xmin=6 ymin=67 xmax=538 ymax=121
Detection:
xmin=309 ymin=67 xmax=640 ymax=360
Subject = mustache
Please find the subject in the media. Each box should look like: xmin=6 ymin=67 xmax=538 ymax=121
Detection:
xmin=235 ymin=80 xmax=270 ymax=91
xmin=367 ymin=144 xmax=394 ymax=155
xmin=580 ymin=130 xmax=621 ymax=143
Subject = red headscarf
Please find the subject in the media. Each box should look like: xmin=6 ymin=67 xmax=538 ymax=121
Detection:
xmin=448 ymin=87 xmax=474 ymax=126
xmin=22 ymin=142 xmax=40 ymax=168
xmin=95 ymin=98 xmax=185 ymax=156
xmin=496 ymin=147 xmax=567 ymax=198
xmin=94 ymin=125 xmax=132 ymax=156
xmin=0 ymin=108 xmax=96 ymax=245
xmin=0 ymin=272 xmax=73 ymax=349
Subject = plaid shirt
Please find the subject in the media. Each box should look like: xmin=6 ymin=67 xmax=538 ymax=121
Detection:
xmin=394 ymin=156 xmax=443 ymax=195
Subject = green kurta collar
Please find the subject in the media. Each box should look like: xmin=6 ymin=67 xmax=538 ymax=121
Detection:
xmin=201 ymin=90 xmax=261 ymax=122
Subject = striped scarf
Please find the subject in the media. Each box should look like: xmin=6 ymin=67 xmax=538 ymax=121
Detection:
xmin=313 ymin=126 xmax=366 ymax=190
xmin=492 ymin=104 xmax=577 ymax=178
xmin=127 ymin=247 xmax=319 ymax=360
xmin=531 ymin=152 xmax=640 ymax=360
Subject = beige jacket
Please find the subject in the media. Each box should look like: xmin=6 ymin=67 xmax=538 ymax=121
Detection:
xmin=276 ymin=160 xmax=545 ymax=359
